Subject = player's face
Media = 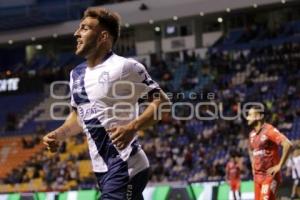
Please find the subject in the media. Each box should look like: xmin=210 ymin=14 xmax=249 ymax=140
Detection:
xmin=74 ymin=17 xmax=102 ymax=57
xmin=246 ymin=108 xmax=262 ymax=126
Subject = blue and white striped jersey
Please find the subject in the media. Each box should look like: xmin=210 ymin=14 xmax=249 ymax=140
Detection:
xmin=69 ymin=52 xmax=159 ymax=174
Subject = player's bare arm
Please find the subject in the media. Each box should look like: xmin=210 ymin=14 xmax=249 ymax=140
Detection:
xmin=43 ymin=110 xmax=83 ymax=152
xmin=267 ymin=139 xmax=293 ymax=176
xmin=132 ymin=90 xmax=171 ymax=130
xmin=108 ymin=89 xmax=170 ymax=150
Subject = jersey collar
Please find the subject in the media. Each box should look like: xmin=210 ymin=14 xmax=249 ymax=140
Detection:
xmin=102 ymin=50 xmax=113 ymax=63
xmin=89 ymin=51 xmax=114 ymax=69
xmin=253 ymin=122 xmax=267 ymax=136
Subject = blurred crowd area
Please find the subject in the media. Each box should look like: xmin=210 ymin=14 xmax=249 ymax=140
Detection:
xmin=143 ymin=42 xmax=300 ymax=183
xmin=1 ymin=41 xmax=300 ymax=192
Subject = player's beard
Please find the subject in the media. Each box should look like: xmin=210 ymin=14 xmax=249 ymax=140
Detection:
xmin=248 ymin=119 xmax=259 ymax=128
xmin=75 ymin=36 xmax=99 ymax=58
xmin=247 ymin=119 xmax=254 ymax=126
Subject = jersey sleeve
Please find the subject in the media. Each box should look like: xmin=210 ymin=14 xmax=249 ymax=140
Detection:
xmin=123 ymin=59 xmax=160 ymax=98
xmin=265 ymin=126 xmax=287 ymax=145
xmin=69 ymin=70 xmax=77 ymax=109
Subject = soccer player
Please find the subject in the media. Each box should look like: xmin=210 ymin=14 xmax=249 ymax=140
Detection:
xmin=43 ymin=7 xmax=170 ymax=200
xmin=286 ymin=146 xmax=300 ymax=200
xmin=247 ymin=106 xmax=292 ymax=200
xmin=226 ymin=155 xmax=241 ymax=200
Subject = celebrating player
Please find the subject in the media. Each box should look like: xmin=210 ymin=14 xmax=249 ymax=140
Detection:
xmin=247 ymin=105 xmax=292 ymax=200
xmin=226 ymin=155 xmax=241 ymax=200
xmin=43 ymin=7 xmax=170 ymax=200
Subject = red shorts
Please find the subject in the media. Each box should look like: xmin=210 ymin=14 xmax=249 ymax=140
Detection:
xmin=254 ymin=174 xmax=280 ymax=200
xmin=229 ymin=179 xmax=241 ymax=191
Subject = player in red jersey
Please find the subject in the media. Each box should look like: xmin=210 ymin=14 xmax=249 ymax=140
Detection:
xmin=226 ymin=155 xmax=241 ymax=200
xmin=247 ymin=106 xmax=293 ymax=200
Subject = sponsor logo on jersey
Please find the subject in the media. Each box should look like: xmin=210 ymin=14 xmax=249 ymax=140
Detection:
xmin=253 ymin=149 xmax=266 ymax=156
xmin=73 ymin=79 xmax=82 ymax=93
xmin=78 ymin=102 xmax=102 ymax=119
xmin=126 ymin=184 xmax=133 ymax=200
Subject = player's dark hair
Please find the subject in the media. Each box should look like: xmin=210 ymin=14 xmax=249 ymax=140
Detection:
xmin=83 ymin=7 xmax=121 ymax=45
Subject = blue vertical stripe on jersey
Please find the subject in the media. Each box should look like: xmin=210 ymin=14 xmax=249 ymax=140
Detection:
xmin=83 ymin=118 xmax=119 ymax=164
xmin=71 ymin=63 xmax=90 ymax=105
xmin=130 ymin=140 xmax=140 ymax=156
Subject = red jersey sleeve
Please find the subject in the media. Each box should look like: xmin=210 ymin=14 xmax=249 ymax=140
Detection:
xmin=265 ymin=126 xmax=287 ymax=145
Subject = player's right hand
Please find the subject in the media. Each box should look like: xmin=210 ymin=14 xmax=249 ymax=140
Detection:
xmin=43 ymin=131 xmax=59 ymax=153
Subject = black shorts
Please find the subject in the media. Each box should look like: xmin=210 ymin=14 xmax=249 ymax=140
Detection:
xmin=95 ymin=157 xmax=150 ymax=200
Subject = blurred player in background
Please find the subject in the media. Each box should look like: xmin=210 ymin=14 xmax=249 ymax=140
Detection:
xmin=286 ymin=145 xmax=300 ymax=200
xmin=43 ymin=7 xmax=170 ymax=200
xmin=226 ymin=154 xmax=241 ymax=200
xmin=247 ymin=105 xmax=293 ymax=200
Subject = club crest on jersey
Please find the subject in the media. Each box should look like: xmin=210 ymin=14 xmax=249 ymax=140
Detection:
xmin=98 ymin=71 xmax=110 ymax=84
xmin=260 ymin=134 xmax=267 ymax=142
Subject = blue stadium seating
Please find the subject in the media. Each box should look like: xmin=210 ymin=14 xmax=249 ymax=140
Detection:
xmin=0 ymin=93 xmax=43 ymax=129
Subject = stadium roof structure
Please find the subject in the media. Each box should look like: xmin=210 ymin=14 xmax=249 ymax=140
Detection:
xmin=0 ymin=0 xmax=297 ymax=44
xmin=103 ymin=0 xmax=293 ymax=24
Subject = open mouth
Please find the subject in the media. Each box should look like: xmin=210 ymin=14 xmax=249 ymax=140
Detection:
xmin=77 ymin=40 xmax=83 ymax=48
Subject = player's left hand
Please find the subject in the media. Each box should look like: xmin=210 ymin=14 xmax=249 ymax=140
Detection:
xmin=107 ymin=123 xmax=135 ymax=150
xmin=267 ymin=164 xmax=281 ymax=177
